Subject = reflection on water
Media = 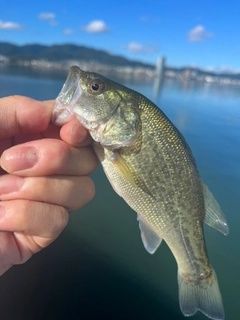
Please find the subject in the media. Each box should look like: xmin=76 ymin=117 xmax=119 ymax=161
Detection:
xmin=0 ymin=68 xmax=239 ymax=319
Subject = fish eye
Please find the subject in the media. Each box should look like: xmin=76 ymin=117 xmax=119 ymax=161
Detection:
xmin=92 ymin=83 xmax=99 ymax=91
xmin=88 ymin=79 xmax=105 ymax=94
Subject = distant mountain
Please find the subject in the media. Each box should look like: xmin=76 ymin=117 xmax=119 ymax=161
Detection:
xmin=0 ymin=42 xmax=154 ymax=69
xmin=1 ymin=42 xmax=240 ymax=85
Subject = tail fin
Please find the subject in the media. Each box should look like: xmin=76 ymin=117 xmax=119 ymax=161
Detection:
xmin=178 ymin=269 xmax=225 ymax=320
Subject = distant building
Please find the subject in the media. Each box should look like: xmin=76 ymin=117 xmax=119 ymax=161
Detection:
xmin=0 ymin=55 xmax=9 ymax=64
xmin=155 ymin=56 xmax=165 ymax=78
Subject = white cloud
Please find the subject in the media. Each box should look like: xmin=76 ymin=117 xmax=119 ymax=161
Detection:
xmin=0 ymin=20 xmax=23 ymax=30
xmin=82 ymin=20 xmax=109 ymax=33
xmin=38 ymin=12 xmax=57 ymax=25
xmin=127 ymin=42 xmax=145 ymax=53
xmin=140 ymin=16 xmax=149 ymax=22
xmin=188 ymin=25 xmax=213 ymax=42
xmin=140 ymin=16 xmax=160 ymax=23
xmin=38 ymin=13 xmax=55 ymax=20
xmin=63 ymin=29 xmax=73 ymax=35
xmin=125 ymin=42 xmax=158 ymax=54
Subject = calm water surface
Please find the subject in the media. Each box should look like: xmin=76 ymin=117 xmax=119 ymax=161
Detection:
xmin=0 ymin=67 xmax=239 ymax=320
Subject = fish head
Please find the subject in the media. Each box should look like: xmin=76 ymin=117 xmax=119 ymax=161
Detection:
xmin=52 ymin=66 xmax=141 ymax=148
xmin=52 ymin=66 xmax=122 ymax=130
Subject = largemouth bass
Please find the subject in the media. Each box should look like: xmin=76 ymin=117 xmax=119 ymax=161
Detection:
xmin=52 ymin=66 xmax=229 ymax=319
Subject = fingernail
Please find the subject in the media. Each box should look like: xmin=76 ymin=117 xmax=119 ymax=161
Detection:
xmin=0 ymin=175 xmax=24 ymax=195
xmin=1 ymin=146 xmax=38 ymax=173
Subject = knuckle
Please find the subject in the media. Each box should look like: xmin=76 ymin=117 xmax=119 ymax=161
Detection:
xmin=4 ymin=199 xmax=36 ymax=230
xmin=59 ymin=207 xmax=69 ymax=228
xmin=84 ymin=177 xmax=96 ymax=202
xmin=82 ymin=147 xmax=99 ymax=174
xmin=69 ymin=176 xmax=95 ymax=212
xmin=52 ymin=206 xmax=69 ymax=235
xmin=16 ymin=200 xmax=32 ymax=221
xmin=42 ymin=140 xmax=70 ymax=172
xmin=90 ymin=153 xmax=99 ymax=173
xmin=35 ymin=176 xmax=49 ymax=193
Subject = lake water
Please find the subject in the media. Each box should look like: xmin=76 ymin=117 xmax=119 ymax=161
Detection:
xmin=0 ymin=66 xmax=239 ymax=320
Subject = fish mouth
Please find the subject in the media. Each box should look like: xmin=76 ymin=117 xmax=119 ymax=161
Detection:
xmin=52 ymin=66 xmax=83 ymax=125
xmin=52 ymin=66 xmax=117 ymax=133
xmin=52 ymin=66 xmax=110 ymax=130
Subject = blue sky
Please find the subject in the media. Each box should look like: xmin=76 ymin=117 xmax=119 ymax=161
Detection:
xmin=0 ymin=0 xmax=239 ymax=71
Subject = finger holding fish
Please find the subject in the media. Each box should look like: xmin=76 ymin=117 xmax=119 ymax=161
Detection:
xmin=0 ymin=96 xmax=99 ymax=277
xmin=0 ymin=138 xmax=98 ymax=176
xmin=0 ymin=134 xmax=98 ymax=211
xmin=59 ymin=119 xmax=93 ymax=147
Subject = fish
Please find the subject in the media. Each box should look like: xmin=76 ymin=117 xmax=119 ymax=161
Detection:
xmin=52 ymin=66 xmax=229 ymax=320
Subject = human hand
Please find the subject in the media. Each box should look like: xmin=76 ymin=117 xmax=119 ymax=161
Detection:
xmin=0 ymin=95 xmax=98 ymax=275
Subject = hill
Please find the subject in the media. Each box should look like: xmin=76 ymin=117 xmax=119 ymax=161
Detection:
xmin=1 ymin=42 xmax=240 ymax=85
xmin=0 ymin=42 xmax=154 ymax=69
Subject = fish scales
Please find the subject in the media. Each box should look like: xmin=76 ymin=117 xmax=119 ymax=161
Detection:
xmin=52 ymin=66 xmax=229 ymax=320
xmin=97 ymin=94 xmax=210 ymax=274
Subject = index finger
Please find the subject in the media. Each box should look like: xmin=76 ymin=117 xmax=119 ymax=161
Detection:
xmin=0 ymin=96 xmax=54 ymax=139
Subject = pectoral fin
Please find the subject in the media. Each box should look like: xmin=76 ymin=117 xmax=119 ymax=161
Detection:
xmin=111 ymin=152 xmax=137 ymax=187
xmin=105 ymin=149 xmax=155 ymax=198
xmin=202 ymin=182 xmax=229 ymax=236
xmin=137 ymin=214 xmax=162 ymax=254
